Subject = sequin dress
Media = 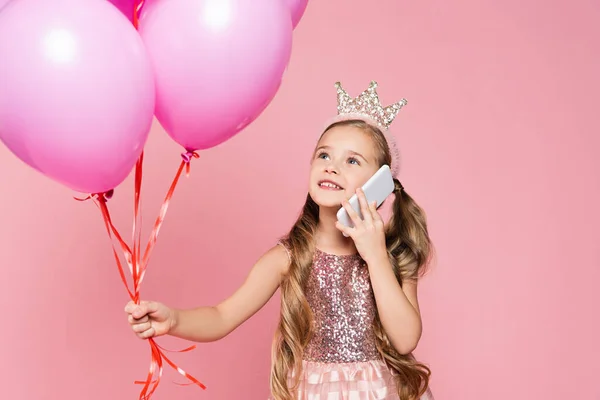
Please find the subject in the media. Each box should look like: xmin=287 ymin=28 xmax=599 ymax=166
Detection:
xmin=271 ymin=245 xmax=434 ymax=400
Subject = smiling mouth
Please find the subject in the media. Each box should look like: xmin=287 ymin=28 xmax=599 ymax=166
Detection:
xmin=318 ymin=180 xmax=344 ymax=190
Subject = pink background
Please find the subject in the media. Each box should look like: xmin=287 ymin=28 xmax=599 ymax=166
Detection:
xmin=1 ymin=0 xmax=599 ymax=399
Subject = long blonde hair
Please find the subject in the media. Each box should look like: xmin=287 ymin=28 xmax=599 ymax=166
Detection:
xmin=270 ymin=120 xmax=432 ymax=400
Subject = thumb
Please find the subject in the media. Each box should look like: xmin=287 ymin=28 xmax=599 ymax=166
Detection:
xmin=132 ymin=300 xmax=160 ymax=319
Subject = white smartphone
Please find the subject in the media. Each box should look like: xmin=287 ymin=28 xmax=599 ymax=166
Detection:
xmin=336 ymin=164 xmax=395 ymax=230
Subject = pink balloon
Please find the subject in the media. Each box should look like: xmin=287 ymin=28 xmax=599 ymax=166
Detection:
xmin=138 ymin=0 xmax=292 ymax=151
xmin=0 ymin=0 xmax=12 ymax=11
xmin=285 ymin=0 xmax=308 ymax=29
xmin=0 ymin=0 xmax=155 ymax=194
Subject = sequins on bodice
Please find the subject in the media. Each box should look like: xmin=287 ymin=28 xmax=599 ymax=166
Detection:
xmin=303 ymin=249 xmax=380 ymax=363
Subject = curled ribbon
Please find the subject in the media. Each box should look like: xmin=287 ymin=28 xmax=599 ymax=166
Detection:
xmin=75 ymin=3 xmax=206 ymax=397
xmin=76 ymin=150 xmax=205 ymax=399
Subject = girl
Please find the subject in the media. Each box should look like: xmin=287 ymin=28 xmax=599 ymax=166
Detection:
xmin=125 ymin=81 xmax=435 ymax=400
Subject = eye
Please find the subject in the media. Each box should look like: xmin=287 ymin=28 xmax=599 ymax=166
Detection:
xmin=347 ymin=157 xmax=360 ymax=165
xmin=316 ymin=151 xmax=329 ymax=160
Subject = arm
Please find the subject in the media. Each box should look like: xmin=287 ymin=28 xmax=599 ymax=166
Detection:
xmin=367 ymin=256 xmax=422 ymax=355
xmin=335 ymin=188 xmax=423 ymax=356
xmin=169 ymin=244 xmax=290 ymax=342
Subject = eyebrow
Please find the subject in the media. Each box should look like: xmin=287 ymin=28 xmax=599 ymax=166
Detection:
xmin=314 ymin=145 xmax=370 ymax=162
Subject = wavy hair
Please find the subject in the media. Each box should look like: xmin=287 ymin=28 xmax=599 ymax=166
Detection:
xmin=270 ymin=120 xmax=432 ymax=400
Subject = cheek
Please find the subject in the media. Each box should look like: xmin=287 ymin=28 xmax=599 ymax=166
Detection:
xmin=345 ymin=178 xmax=363 ymax=193
xmin=347 ymin=171 xmax=374 ymax=190
xmin=308 ymin=163 xmax=318 ymax=177
xmin=308 ymin=165 xmax=321 ymax=183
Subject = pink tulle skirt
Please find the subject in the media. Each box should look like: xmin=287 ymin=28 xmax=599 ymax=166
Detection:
xmin=269 ymin=360 xmax=434 ymax=400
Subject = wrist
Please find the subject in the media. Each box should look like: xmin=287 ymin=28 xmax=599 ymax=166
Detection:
xmin=364 ymin=248 xmax=390 ymax=268
xmin=168 ymin=308 xmax=179 ymax=334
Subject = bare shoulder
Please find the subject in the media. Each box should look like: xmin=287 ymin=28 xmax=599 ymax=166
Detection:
xmin=261 ymin=242 xmax=291 ymax=278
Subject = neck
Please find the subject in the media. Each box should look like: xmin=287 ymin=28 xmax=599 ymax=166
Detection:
xmin=316 ymin=206 xmax=356 ymax=253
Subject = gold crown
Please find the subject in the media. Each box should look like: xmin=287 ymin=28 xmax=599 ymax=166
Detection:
xmin=335 ymin=81 xmax=407 ymax=130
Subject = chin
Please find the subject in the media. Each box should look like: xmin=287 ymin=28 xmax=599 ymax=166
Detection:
xmin=309 ymin=187 xmax=347 ymax=209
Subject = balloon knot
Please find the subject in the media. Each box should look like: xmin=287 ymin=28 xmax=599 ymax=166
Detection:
xmin=181 ymin=151 xmax=199 ymax=164
xmin=74 ymin=189 xmax=114 ymax=202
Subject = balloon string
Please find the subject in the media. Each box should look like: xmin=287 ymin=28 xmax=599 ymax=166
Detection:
xmin=140 ymin=151 xmax=199 ymax=276
xmin=132 ymin=153 xmax=144 ymax=299
xmin=133 ymin=0 xmax=145 ymax=29
xmin=75 ymin=150 xmax=204 ymax=399
xmin=74 ymin=191 xmax=135 ymax=283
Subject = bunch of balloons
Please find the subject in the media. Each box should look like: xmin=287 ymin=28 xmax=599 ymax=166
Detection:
xmin=0 ymin=0 xmax=308 ymax=194
xmin=0 ymin=0 xmax=308 ymax=397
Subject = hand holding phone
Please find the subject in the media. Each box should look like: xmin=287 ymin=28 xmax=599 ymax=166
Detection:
xmin=336 ymin=164 xmax=395 ymax=233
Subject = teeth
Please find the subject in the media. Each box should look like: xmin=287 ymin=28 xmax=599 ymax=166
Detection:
xmin=320 ymin=182 xmax=341 ymax=189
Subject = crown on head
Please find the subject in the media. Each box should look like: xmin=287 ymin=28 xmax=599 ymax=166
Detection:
xmin=335 ymin=81 xmax=407 ymax=131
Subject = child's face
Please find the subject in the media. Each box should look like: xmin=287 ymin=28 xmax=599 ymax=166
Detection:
xmin=309 ymin=125 xmax=380 ymax=210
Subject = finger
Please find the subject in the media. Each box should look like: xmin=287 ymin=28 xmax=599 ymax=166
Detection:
xmin=369 ymin=201 xmax=383 ymax=222
xmin=357 ymin=188 xmax=373 ymax=224
xmin=137 ymin=327 xmax=155 ymax=339
xmin=132 ymin=301 xmax=159 ymax=319
xmin=335 ymin=220 xmax=354 ymax=237
xmin=342 ymin=199 xmax=363 ymax=228
xmin=124 ymin=300 xmax=136 ymax=313
xmin=128 ymin=314 xmax=149 ymax=325
xmin=132 ymin=321 xmax=152 ymax=333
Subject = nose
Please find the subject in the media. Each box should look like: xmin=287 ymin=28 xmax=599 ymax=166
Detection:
xmin=325 ymin=162 xmax=338 ymax=174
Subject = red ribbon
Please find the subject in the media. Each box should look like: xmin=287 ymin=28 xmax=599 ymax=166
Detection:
xmin=75 ymin=4 xmax=206 ymax=398
xmin=76 ymin=151 xmax=205 ymax=399
xmin=132 ymin=0 xmax=144 ymax=29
